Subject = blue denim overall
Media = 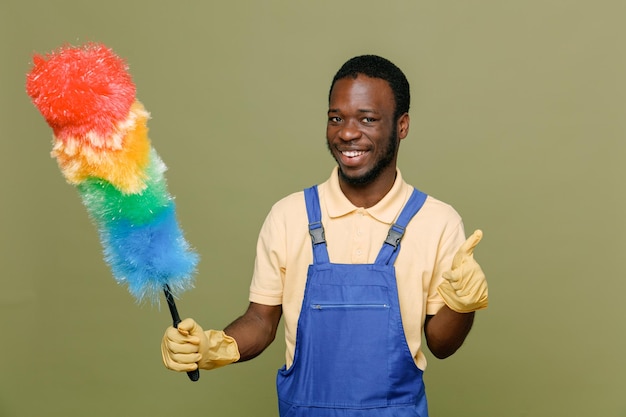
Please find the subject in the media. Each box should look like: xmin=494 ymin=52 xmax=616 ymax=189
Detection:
xmin=276 ymin=185 xmax=429 ymax=417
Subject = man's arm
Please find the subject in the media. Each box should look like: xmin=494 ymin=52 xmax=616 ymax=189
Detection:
xmin=224 ymin=302 xmax=283 ymax=362
xmin=161 ymin=302 xmax=282 ymax=372
xmin=425 ymin=229 xmax=488 ymax=359
xmin=424 ymin=308 xmax=474 ymax=359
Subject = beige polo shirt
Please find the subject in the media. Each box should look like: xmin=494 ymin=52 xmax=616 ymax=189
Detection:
xmin=249 ymin=167 xmax=465 ymax=370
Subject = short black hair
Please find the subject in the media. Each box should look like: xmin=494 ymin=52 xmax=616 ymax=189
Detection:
xmin=329 ymin=55 xmax=410 ymax=121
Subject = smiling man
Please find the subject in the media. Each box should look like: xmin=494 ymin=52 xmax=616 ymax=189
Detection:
xmin=326 ymin=71 xmax=407 ymax=206
xmin=161 ymin=55 xmax=489 ymax=417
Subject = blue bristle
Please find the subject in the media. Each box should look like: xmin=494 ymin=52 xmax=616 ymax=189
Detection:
xmin=100 ymin=203 xmax=199 ymax=303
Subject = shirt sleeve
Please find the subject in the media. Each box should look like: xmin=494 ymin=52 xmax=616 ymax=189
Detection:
xmin=249 ymin=204 xmax=285 ymax=306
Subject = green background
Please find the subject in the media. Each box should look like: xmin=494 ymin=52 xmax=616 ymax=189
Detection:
xmin=2 ymin=1 xmax=625 ymax=416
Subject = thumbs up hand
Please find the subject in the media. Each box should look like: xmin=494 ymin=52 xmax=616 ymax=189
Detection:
xmin=437 ymin=230 xmax=489 ymax=313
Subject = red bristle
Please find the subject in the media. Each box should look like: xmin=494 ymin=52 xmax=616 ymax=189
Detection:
xmin=25 ymin=42 xmax=136 ymax=139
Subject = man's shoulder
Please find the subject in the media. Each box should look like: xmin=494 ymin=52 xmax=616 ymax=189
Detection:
xmin=419 ymin=193 xmax=463 ymax=224
xmin=270 ymin=178 xmax=331 ymax=211
xmin=272 ymin=189 xmax=305 ymax=209
xmin=266 ymin=189 xmax=307 ymax=222
xmin=423 ymin=193 xmax=458 ymax=211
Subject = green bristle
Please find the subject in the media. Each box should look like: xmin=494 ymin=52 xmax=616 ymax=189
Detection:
xmin=77 ymin=149 xmax=172 ymax=226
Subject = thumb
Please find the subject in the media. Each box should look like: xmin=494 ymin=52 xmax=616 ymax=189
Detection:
xmin=177 ymin=318 xmax=204 ymax=337
xmin=452 ymin=229 xmax=483 ymax=269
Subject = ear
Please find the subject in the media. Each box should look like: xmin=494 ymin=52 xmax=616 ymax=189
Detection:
xmin=397 ymin=113 xmax=410 ymax=140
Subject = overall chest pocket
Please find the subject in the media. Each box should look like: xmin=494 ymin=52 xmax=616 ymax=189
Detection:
xmin=307 ymin=282 xmax=392 ymax=336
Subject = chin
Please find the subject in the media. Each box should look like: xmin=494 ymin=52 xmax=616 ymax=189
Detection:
xmin=338 ymin=168 xmax=375 ymax=186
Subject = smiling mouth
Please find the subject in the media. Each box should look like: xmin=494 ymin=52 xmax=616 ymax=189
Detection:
xmin=341 ymin=150 xmax=366 ymax=157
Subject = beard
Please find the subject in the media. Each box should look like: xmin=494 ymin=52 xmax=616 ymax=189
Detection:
xmin=328 ymin=124 xmax=399 ymax=186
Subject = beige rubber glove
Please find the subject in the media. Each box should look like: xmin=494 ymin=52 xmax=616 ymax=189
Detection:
xmin=161 ymin=318 xmax=240 ymax=372
xmin=438 ymin=229 xmax=489 ymax=313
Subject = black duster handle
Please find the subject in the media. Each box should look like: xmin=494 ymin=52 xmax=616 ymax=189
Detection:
xmin=164 ymin=285 xmax=200 ymax=382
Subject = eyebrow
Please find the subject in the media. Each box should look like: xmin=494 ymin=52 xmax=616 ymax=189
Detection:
xmin=327 ymin=108 xmax=379 ymax=114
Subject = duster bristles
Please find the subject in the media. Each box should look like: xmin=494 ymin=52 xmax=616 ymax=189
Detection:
xmin=26 ymin=42 xmax=198 ymax=304
xmin=26 ymin=43 xmax=136 ymax=140
xmin=52 ymin=102 xmax=152 ymax=194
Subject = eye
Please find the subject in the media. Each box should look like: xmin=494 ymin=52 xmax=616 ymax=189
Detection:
xmin=328 ymin=116 xmax=342 ymax=123
xmin=362 ymin=117 xmax=377 ymax=123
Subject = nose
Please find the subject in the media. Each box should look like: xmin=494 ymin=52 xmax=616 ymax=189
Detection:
xmin=338 ymin=120 xmax=362 ymax=142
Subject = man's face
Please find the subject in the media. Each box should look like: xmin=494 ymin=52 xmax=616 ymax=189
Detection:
xmin=326 ymin=75 xmax=406 ymax=187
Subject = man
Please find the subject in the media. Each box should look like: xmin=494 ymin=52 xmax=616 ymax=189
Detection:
xmin=162 ymin=55 xmax=488 ymax=416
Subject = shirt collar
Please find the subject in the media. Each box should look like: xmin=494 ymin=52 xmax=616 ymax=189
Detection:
xmin=324 ymin=166 xmax=411 ymax=224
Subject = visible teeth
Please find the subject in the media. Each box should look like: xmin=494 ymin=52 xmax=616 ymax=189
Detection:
xmin=342 ymin=150 xmax=365 ymax=157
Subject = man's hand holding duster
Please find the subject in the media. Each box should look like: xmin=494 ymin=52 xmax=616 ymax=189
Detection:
xmin=438 ymin=230 xmax=489 ymax=313
xmin=161 ymin=318 xmax=240 ymax=372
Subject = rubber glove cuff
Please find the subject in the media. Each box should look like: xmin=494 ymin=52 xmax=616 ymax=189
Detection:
xmin=197 ymin=329 xmax=240 ymax=370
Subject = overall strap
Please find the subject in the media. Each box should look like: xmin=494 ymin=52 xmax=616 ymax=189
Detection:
xmin=375 ymin=188 xmax=428 ymax=265
xmin=304 ymin=186 xmax=330 ymax=264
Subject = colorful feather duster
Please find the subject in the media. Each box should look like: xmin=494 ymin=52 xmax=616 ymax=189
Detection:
xmin=26 ymin=42 xmax=200 ymax=380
